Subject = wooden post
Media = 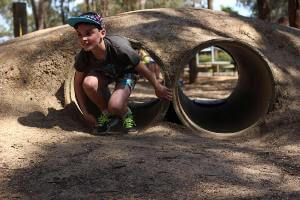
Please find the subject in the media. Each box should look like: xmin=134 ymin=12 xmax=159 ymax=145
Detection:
xmin=188 ymin=56 xmax=198 ymax=84
xmin=13 ymin=2 xmax=28 ymax=37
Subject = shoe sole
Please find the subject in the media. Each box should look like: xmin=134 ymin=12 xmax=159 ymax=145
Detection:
xmin=124 ymin=128 xmax=138 ymax=134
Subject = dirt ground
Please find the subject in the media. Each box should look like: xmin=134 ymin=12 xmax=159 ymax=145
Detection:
xmin=1 ymin=72 xmax=300 ymax=200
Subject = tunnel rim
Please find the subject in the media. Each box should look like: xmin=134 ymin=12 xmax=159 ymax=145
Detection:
xmin=173 ymin=38 xmax=276 ymax=137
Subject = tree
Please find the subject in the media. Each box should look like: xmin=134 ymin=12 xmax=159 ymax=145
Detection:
xmin=140 ymin=0 xmax=146 ymax=9
xmin=100 ymin=0 xmax=109 ymax=16
xmin=238 ymin=0 xmax=299 ymax=28
xmin=288 ymin=0 xmax=300 ymax=28
xmin=257 ymin=0 xmax=271 ymax=21
xmin=237 ymin=0 xmax=288 ymax=22
xmin=12 ymin=2 xmax=28 ymax=37
xmin=28 ymin=0 xmax=52 ymax=30
xmin=84 ymin=0 xmax=90 ymax=11
xmin=59 ymin=0 xmax=66 ymax=24
xmin=207 ymin=0 xmax=213 ymax=9
xmin=0 ymin=0 xmax=187 ymax=37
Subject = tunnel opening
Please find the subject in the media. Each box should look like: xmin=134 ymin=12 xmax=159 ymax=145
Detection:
xmin=174 ymin=39 xmax=275 ymax=135
xmin=180 ymin=45 xmax=238 ymax=105
xmin=64 ymin=41 xmax=170 ymax=130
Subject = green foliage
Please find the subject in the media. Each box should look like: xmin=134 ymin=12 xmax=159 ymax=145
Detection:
xmin=107 ymin=0 xmax=123 ymax=16
xmin=26 ymin=14 xmax=35 ymax=33
xmin=145 ymin=0 xmax=184 ymax=9
xmin=46 ymin=7 xmax=63 ymax=28
xmin=0 ymin=0 xmax=187 ymax=37
xmin=0 ymin=23 xmax=10 ymax=36
xmin=198 ymin=49 xmax=233 ymax=63
xmin=221 ymin=6 xmax=239 ymax=15
xmin=1 ymin=0 xmax=288 ymax=38
xmin=0 ymin=0 xmax=13 ymax=33
xmin=0 ymin=0 xmax=7 ymax=10
xmin=198 ymin=53 xmax=211 ymax=62
xmin=215 ymin=51 xmax=233 ymax=62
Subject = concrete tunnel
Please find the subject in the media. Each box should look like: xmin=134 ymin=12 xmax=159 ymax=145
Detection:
xmin=64 ymin=8 xmax=300 ymax=136
xmin=65 ymin=38 xmax=275 ymax=135
xmin=173 ymin=39 xmax=275 ymax=135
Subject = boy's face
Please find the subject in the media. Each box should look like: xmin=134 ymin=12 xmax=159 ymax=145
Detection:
xmin=76 ymin=23 xmax=106 ymax=51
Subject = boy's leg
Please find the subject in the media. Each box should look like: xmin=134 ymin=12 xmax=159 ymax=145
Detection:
xmin=108 ymin=73 xmax=137 ymax=132
xmin=82 ymin=73 xmax=119 ymax=133
xmin=108 ymin=82 xmax=131 ymax=117
xmin=82 ymin=73 xmax=111 ymax=112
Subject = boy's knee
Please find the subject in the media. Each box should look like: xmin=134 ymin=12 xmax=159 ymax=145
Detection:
xmin=108 ymin=100 xmax=125 ymax=114
xmin=82 ymin=76 xmax=98 ymax=91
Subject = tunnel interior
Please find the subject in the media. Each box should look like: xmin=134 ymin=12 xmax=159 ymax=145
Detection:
xmin=174 ymin=40 xmax=275 ymax=134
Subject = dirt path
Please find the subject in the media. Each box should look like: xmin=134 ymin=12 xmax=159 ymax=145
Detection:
xmin=1 ymin=76 xmax=300 ymax=200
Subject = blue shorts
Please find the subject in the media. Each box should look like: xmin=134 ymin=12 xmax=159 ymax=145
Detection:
xmin=115 ymin=73 xmax=138 ymax=92
xmin=88 ymin=70 xmax=138 ymax=92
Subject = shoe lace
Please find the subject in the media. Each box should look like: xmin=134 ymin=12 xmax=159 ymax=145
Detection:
xmin=97 ymin=114 xmax=110 ymax=127
xmin=123 ymin=114 xmax=135 ymax=129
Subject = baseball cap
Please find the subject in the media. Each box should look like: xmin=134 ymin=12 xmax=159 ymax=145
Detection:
xmin=67 ymin=12 xmax=104 ymax=29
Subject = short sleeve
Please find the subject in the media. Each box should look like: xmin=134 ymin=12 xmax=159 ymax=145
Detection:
xmin=106 ymin=36 xmax=140 ymax=69
xmin=74 ymin=50 xmax=89 ymax=72
xmin=119 ymin=44 xmax=141 ymax=68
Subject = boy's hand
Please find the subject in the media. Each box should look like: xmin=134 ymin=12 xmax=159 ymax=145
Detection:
xmin=155 ymin=83 xmax=172 ymax=101
xmin=84 ymin=113 xmax=97 ymax=127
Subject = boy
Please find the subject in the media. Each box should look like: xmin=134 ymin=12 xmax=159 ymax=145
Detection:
xmin=67 ymin=12 xmax=172 ymax=133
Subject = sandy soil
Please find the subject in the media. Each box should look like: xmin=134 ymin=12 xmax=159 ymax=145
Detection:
xmin=1 ymin=72 xmax=300 ymax=200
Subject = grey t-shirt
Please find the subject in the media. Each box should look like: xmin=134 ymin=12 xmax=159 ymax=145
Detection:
xmin=74 ymin=35 xmax=140 ymax=78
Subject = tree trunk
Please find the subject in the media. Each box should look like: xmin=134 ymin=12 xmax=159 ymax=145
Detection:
xmin=122 ymin=0 xmax=127 ymax=11
xmin=12 ymin=2 xmax=28 ymax=37
xmin=100 ymin=0 xmax=109 ymax=17
xmin=188 ymin=56 xmax=198 ymax=84
xmin=122 ymin=0 xmax=137 ymax=11
xmin=297 ymin=3 xmax=300 ymax=28
xmin=30 ymin=0 xmax=39 ymax=30
xmin=140 ymin=0 xmax=146 ymax=9
xmin=131 ymin=0 xmax=137 ymax=11
xmin=85 ymin=0 xmax=90 ymax=12
xmin=207 ymin=0 xmax=213 ymax=9
xmin=91 ymin=0 xmax=96 ymax=11
xmin=288 ymin=0 xmax=300 ymax=28
xmin=257 ymin=0 xmax=271 ymax=21
xmin=60 ymin=0 xmax=66 ymax=24
xmin=37 ymin=0 xmax=50 ymax=30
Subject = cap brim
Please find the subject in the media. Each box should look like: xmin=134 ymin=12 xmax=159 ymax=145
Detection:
xmin=67 ymin=17 xmax=99 ymax=27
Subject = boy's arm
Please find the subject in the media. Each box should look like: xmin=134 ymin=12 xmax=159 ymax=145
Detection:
xmin=74 ymin=70 xmax=97 ymax=127
xmin=135 ymin=62 xmax=172 ymax=101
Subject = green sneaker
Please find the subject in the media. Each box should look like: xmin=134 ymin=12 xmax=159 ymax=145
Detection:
xmin=123 ymin=113 xmax=137 ymax=133
xmin=96 ymin=114 xmax=119 ymax=133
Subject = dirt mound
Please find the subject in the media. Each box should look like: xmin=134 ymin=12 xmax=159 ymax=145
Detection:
xmin=1 ymin=8 xmax=300 ymax=199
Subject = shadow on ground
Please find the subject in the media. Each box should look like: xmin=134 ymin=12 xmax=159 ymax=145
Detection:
xmin=1 ymin=123 xmax=300 ymax=199
xmin=17 ymin=103 xmax=90 ymax=133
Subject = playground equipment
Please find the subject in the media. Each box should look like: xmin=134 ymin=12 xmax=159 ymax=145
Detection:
xmin=60 ymin=8 xmax=300 ymax=136
xmin=1 ymin=8 xmax=299 ymax=137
